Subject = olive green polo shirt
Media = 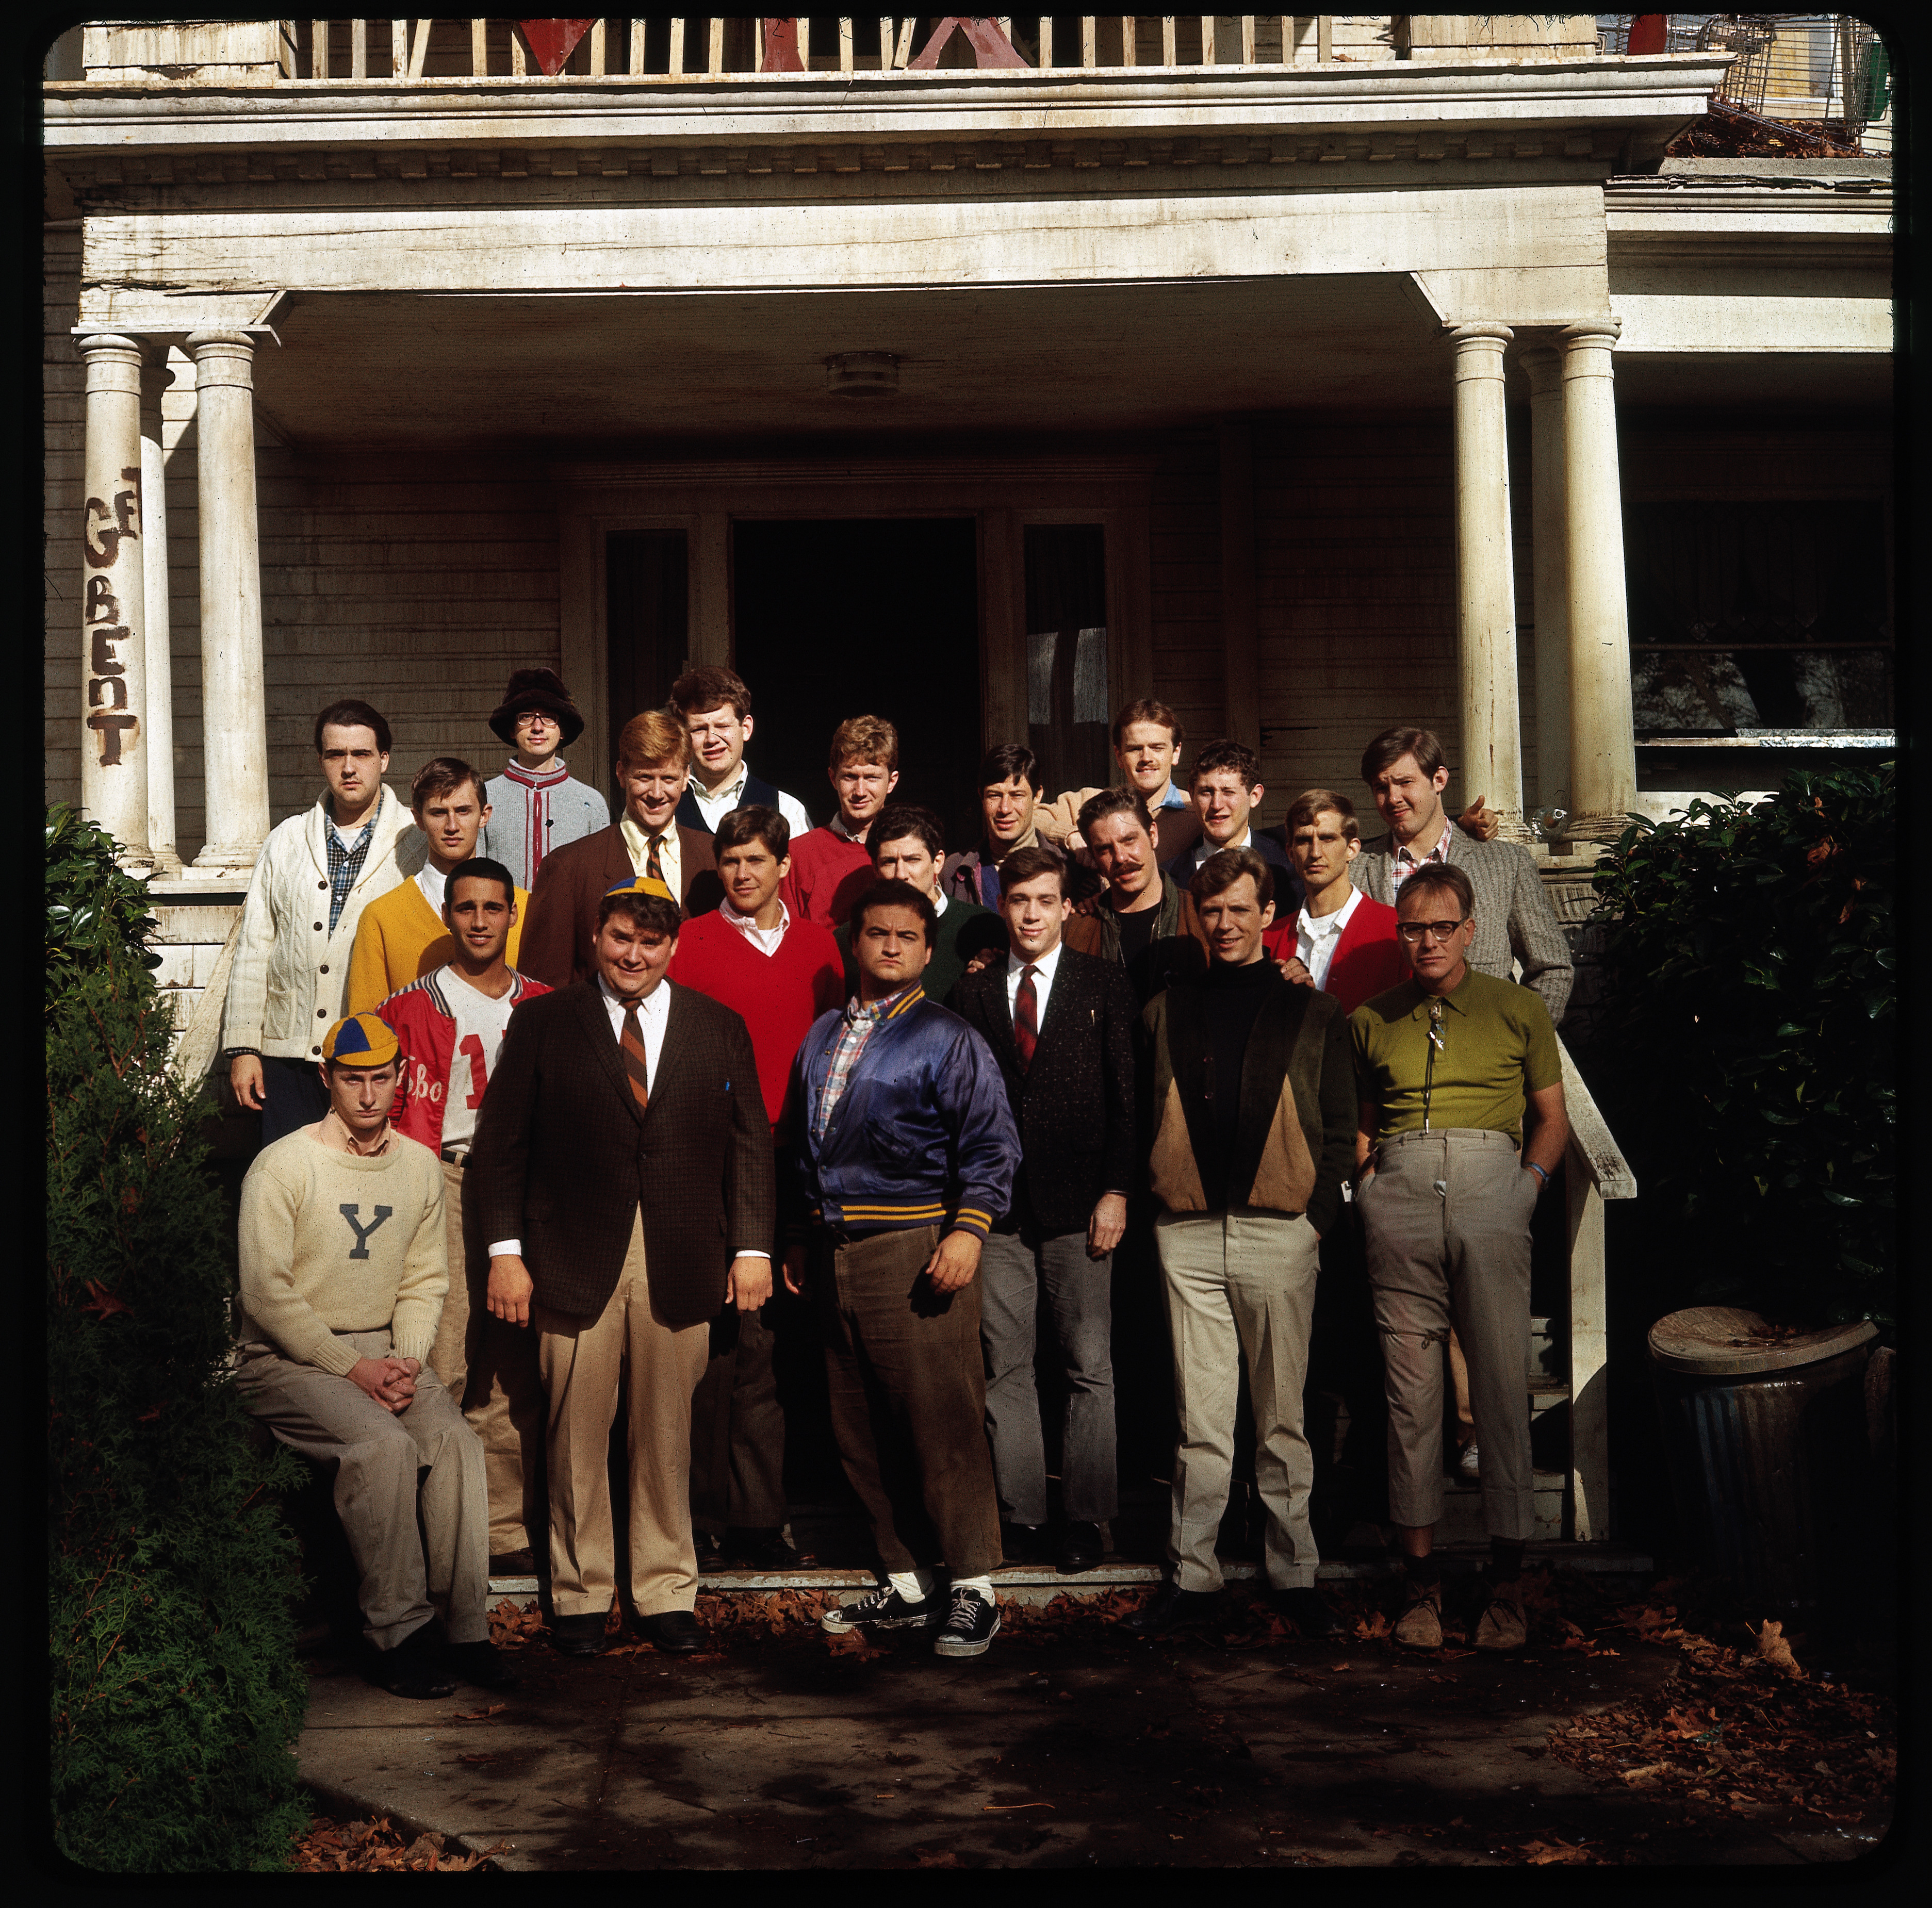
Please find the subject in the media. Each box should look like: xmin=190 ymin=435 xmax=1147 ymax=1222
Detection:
xmin=1349 ymin=966 xmax=1561 ymax=1142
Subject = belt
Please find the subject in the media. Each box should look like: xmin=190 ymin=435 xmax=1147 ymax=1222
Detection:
xmin=440 ymin=1146 xmax=470 ymax=1167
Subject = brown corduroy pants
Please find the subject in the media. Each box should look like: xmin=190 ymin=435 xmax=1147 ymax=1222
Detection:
xmin=816 ymin=1225 xmax=1004 ymax=1582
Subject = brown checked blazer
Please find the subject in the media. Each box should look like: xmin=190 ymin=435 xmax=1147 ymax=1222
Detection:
xmin=517 ymin=821 xmax=721 ymax=991
xmin=467 ymin=977 xmax=775 ymax=1325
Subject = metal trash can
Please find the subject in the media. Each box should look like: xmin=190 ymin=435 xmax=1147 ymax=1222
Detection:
xmin=1648 ymin=1306 xmax=1878 ymax=1616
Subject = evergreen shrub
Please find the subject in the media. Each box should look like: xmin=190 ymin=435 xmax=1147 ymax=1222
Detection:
xmin=47 ymin=807 xmax=310 ymax=1870
xmin=1587 ymin=764 xmax=1895 ymax=1330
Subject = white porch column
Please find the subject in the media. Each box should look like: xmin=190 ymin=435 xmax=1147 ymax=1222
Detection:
xmin=1448 ymin=322 xmax=1528 ymax=841
xmin=1519 ymin=343 xmax=1572 ymax=821
xmin=1560 ymin=320 xmax=1638 ymax=845
xmin=139 ymin=346 xmax=183 ymax=876
xmin=187 ymin=330 xmax=270 ymax=871
xmin=77 ymin=334 xmax=152 ymax=865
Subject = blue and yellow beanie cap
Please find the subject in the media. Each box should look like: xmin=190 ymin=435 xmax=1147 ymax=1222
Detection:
xmin=321 ymin=1012 xmax=400 ymax=1068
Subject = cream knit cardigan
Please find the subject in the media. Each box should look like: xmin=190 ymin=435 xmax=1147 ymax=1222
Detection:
xmin=221 ymin=785 xmax=426 ymax=1062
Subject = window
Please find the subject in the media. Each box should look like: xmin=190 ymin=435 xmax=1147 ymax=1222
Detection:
xmin=1023 ymin=524 xmax=1110 ymax=798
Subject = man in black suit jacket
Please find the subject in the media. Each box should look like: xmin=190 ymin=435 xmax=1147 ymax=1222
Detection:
xmin=952 ymin=845 xmax=1139 ymax=1575
xmin=469 ymin=876 xmax=773 ymax=1658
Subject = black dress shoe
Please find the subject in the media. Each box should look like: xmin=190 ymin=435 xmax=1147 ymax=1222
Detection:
xmin=635 ymin=1608 xmax=707 ymax=1656
xmin=549 ymin=1610 xmax=611 ymax=1658
xmin=487 ymin=1548 xmax=538 ymax=1577
xmin=694 ymin=1533 xmax=729 ymax=1575
xmin=1001 ymin=1522 xmax=1049 ymax=1566
xmin=1058 ymin=1521 xmax=1104 ymax=1574
xmin=1124 ymin=1580 xmax=1223 ymax=1640
xmin=364 ymin=1624 xmax=459 ymax=1699
xmin=443 ymin=1639 xmax=521 ymax=1689
xmin=722 ymin=1527 xmax=807 ymax=1571
xmin=1273 ymin=1585 xmax=1340 ymax=1638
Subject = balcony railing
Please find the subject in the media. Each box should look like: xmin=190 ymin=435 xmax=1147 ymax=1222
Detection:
xmin=65 ymin=15 xmax=1612 ymax=84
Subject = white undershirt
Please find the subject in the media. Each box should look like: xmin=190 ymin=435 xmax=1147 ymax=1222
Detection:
xmin=721 ymin=895 xmax=791 ymax=958
xmin=1004 ymin=937 xmax=1065 ymax=1024
xmin=1295 ymin=885 xmax=1364 ymax=994
xmin=436 ymin=967 xmax=518 ymax=1151
xmin=488 ymin=977 xmax=765 ymax=1263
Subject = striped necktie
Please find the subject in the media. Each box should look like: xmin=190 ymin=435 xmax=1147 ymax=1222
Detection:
xmin=620 ymin=1002 xmax=650 ymax=1112
xmin=646 ymin=831 xmax=665 ymax=885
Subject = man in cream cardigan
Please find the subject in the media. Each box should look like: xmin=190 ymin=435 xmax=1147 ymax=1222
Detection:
xmin=221 ymin=699 xmax=426 ymax=1141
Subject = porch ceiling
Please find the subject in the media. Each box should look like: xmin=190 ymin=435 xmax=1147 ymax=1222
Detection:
xmin=249 ymin=274 xmax=1445 ymax=449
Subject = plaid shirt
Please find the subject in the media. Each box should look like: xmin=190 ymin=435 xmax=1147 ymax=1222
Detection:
xmin=1390 ymin=819 xmax=1454 ymax=890
xmin=812 ymin=982 xmax=923 ymax=1144
xmin=325 ymin=811 xmax=379 ymax=934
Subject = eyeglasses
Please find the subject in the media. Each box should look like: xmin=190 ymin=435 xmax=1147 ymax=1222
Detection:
xmin=1397 ymin=919 xmax=1469 ymax=944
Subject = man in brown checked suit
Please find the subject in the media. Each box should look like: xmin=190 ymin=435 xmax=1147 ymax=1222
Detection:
xmin=517 ymin=709 xmax=724 ymax=989
xmin=467 ymin=875 xmax=774 ymax=1657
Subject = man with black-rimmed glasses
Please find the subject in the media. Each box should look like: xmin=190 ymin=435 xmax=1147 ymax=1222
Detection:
xmin=1350 ymin=862 xmax=1568 ymax=1656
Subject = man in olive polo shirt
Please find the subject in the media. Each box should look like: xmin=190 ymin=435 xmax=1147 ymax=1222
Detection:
xmin=1351 ymin=862 xmax=1568 ymax=1655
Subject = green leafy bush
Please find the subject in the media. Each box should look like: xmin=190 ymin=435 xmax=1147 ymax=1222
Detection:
xmin=48 ymin=808 xmax=310 ymax=1870
xmin=1587 ymin=763 xmax=1895 ymax=1329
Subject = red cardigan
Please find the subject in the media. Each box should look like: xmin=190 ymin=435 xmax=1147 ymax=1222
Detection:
xmin=666 ymin=911 xmax=845 ymax=1136
xmin=1323 ymin=893 xmax=1408 ymax=1015
xmin=778 ymin=825 xmax=875 ymax=929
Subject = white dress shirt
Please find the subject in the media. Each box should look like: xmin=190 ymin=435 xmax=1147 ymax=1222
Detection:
xmin=1295 ymin=884 xmax=1364 ymax=994
xmin=721 ymin=895 xmax=791 ymax=957
xmin=689 ymin=763 xmax=812 ymax=841
xmin=1004 ymin=937 xmax=1065 ymax=1026
xmin=1187 ymin=825 xmax=1253 ymax=875
xmin=415 ymin=860 xmax=447 ymax=915
xmin=487 ymin=976 xmax=765 ymax=1261
xmin=619 ymin=810 xmax=682 ymax=897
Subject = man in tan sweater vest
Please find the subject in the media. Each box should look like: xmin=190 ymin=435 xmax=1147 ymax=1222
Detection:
xmin=236 ymin=1013 xmax=511 ymax=1699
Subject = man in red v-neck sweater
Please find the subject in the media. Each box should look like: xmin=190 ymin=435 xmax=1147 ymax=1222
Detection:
xmin=668 ymin=805 xmax=844 ymax=1573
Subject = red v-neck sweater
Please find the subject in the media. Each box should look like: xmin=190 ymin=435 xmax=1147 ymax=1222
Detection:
xmin=667 ymin=911 xmax=846 ymax=1135
xmin=779 ymin=826 xmax=875 ymax=928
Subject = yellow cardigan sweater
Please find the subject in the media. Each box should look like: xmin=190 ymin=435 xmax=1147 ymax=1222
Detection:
xmin=346 ymin=875 xmax=528 ymax=1016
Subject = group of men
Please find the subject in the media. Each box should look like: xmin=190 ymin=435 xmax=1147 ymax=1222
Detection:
xmin=226 ymin=662 xmax=1574 ymax=1689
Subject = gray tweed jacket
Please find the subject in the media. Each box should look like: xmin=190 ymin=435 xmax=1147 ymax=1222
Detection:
xmin=1351 ymin=831 xmax=1573 ymax=1024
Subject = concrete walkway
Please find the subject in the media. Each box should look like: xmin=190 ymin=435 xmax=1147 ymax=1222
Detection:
xmin=297 ymin=1588 xmax=1873 ymax=1869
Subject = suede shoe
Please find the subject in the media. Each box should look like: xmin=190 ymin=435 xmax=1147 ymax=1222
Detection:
xmin=1058 ymin=1521 xmax=1104 ymax=1574
xmin=1474 ymin=1581 xmax=1528 ymax=1652
xmin=635 ymin=1609 xmax=707 ymax=1656
xmin=444 ymin=1639 xmax=520 ymax=1690
xmin=820 ymin=1582 xmax=943 ymax=1634
xmin=1273 ymin=1585 xmax=1340 ymax=1638
xmin=365 ymin=1625 xmax=459 ymax=1699
xmin=549 ymin=1610 xmax=612 ymax=1658
xmin=1391 ymin=1580 xmax=1444 ymax=1651
xmin=1125 ymin=1580 xmax=1223 ymax=1640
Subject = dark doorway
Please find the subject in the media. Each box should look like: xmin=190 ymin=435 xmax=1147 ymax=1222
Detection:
xmin=606 ymin=530 xmax=690 ymax=787
xmin=732 ymin=518 xmax=983 ymax=853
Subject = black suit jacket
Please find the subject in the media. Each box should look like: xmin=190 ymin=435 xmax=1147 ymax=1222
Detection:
xmin=468 ymin=978 xmax=774 ymax=1326
xmin=517 ymin=822 xmax=723 ymax=991
xmin=951 ymin=945 xmax=1140 ymax=1237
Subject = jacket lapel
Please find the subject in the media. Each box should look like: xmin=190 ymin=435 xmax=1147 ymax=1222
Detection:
xmin=646 ymin=983 xmax=692 ymax=1117
xmin=576 ymin=979 xmax=645 ymax=1125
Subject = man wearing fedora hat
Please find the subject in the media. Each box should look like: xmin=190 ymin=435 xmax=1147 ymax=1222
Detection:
xmin=480 ymin=669 xmax=610 ymax=895
xmin=235 ymin=1012 xmax=511 ymax=1699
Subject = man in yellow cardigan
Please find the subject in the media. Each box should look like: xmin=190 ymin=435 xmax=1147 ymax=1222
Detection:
xmin=349 ymin=758 xmax=527 ymax=1012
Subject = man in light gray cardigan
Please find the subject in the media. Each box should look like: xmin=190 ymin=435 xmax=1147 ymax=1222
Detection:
xmin=480 ymin=669 xmax=609 ymax=895
xmin=1349 ymin=727 xmax=1571 ymax=1024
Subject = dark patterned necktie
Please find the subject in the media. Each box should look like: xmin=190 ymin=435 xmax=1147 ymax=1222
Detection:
xmin=620 ymin=1002 xmax=650 ymax=1112
xmin=1013 ymin=964 xmax=1039 ymax=1072
xmin=645 ymin=831 xmax=665 ymax=885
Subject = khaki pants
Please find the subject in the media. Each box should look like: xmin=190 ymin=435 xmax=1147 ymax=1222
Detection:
xmin=1360 ymin=1128 xmax=1537 ymax=1541
xmin=444 ymin=1158 xmax=546 ymax=1556
xmin=1155 ymin=1208 xmax=1322 ymax=1593
xmin=535 ymin=1211 xmax=710 ymax=1620
xmin=817 ymin=1225 xmax=1004 ymax=1583
xmin=235 ymin=1327 xmax=489 ymax=1650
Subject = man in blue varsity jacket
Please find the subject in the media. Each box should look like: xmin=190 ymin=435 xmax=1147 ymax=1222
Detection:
xmin=782 ymin=878 xmax=1022 ymax=1659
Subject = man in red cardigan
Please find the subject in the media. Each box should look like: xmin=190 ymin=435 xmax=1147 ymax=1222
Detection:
xmin=778 ymin=714 xmax=900 ymax=928
xmin=667 ymin=805 xmax=845 ymax=1572
xmin=1279 ymin=788 xmax=1405 ymax=1540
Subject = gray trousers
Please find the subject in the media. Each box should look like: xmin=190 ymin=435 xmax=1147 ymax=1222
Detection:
xmin=1360 ymin=1128 xmax=1538 ymax=1541
xmin=1155 ymin=1208 xmax=1322 ymax=1593
xmin=235 ymin=1327 xmax=490 ymax=1651
xmin=979 ymin=1227 xmax=1119 ymax=1525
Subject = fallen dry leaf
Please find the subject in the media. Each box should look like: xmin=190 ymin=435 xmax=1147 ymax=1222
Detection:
xmin=81 ymin=1279 xmax=131 ymax=1321
xmin=915 ymin=1851 xmax=960 ymax=1867
xmin=983 ymin=1802 xmax=1054 ymax=1811
xmin=454 ymin=1704 xmax=506 ymax=1722
xmin=1752 ymin=1620 xmax=1804 ymax=1677
xmin=1521 ymin=1837 xmax=1594 ymax=1865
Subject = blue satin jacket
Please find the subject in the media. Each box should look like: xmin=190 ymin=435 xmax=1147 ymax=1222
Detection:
xmin=789 ymin=988 xmax=1020 ymax=1240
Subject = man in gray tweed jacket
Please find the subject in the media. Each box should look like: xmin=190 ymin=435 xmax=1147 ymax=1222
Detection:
xmin=1349 ymin=727 xmax=1571 ymax=1024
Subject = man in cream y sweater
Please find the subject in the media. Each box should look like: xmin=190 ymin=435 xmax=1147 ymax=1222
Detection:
xmin=236 ymin=1013 xmax=511 ymax=1699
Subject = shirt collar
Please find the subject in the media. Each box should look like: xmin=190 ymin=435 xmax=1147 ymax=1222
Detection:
xmin=845 ymin=980 xmax=922 ymax=1025
xmin=1395 ymin=819 xmax=1454 ymax=868
xmin=1407 ymin=965 xmax=1477 ymax=1018
xmin=1007 ymin=940 xmax=1063 ymax=984
xmin=1300 ymin=886 xmax=1361 ymax=939
xmin=315 ymin=1109 xmax=395 ymax=1156
xmin=704 ymin=762 xmax=748 ymax=804
xmin=721 ymin=894 xmax=788 ymax=937
xmin=599 ymin=973 xmax=668 ymax=1017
